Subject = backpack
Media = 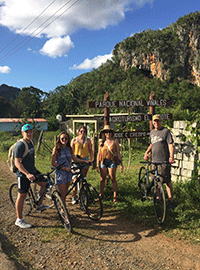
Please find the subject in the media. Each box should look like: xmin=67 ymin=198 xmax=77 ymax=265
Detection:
xmin=7 ymin=139 xmax=31 ymax=173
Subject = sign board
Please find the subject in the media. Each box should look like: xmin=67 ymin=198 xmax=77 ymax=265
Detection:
xmin=114 ymin=131 xmax=150 ymax=139
xmin=95 ymin=113 xmax=172 ymax=123
xmin=89 ymin=99 xmax=172 ymax=108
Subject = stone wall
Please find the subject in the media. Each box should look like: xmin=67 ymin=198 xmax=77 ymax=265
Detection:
xmin=171 ymin=121 xmax=198 ymax=182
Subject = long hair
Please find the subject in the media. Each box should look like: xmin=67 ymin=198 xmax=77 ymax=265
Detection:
xmin=100 ymin=131 xmax=114 ymax=147
xmin=55 ymin=131 xmax=72 ymax=156
xmin=78 ymin=125 xmax=87 ymax=134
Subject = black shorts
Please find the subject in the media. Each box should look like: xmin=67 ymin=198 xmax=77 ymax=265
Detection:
xmin=16 ymin=170 xmax=46 ymax=194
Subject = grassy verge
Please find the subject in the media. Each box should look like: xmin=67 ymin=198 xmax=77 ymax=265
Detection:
xmin=0 ymin=131 xmax=200 ymax=244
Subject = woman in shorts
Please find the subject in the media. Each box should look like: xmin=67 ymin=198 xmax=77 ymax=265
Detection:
xmin=71 ymin=126 xmax=93 ymax=204
xmin=52 ymin=131 xmax=88 ymax=206
xmin=97 ymin=125 xmax=123 ymax=204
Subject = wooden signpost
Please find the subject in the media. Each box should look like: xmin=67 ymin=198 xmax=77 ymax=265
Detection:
xmin=89 ymin=91 xmax=172 ymax=168
xmin=89 ymin=91 xmax=172 ymax=137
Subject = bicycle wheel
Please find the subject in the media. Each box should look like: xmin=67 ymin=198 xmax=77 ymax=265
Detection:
xmin=9 ymin=183 xmax=33 ymax=216
xmin=33 ymin=182 xmax=53 ymax=207
xmin=153 ymin=180 xmax=166 ymax=224
xmin=138 ymin=167 xmax=148 ymax=200
xmin=79 ymin=185 xmax=87 ymax=211
xmin=52 ymin=191 xmax=72 ymax=233
xmin=80 ymin=184 xmax=103 ymax=221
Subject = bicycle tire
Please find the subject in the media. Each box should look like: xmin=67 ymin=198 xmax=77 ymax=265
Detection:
xmin=79 ymin=185 xmax=87 ymax=211
xmin=52 ymin=191 xmax=72 ymax=233
xmin=9 ymin=183 xmax=33 ymax=216
xmin=80 ymin=184 xmax=103 ymax=221
xmin=138 ymin=167 xmax=148 ymax=200
xmin=153 ymin=180 xmax=166 ymax=224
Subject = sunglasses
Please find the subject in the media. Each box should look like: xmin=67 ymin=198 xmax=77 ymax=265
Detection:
xmin=80 ymin=130 xmax=86 ymax=133
xmin=61 ymin=137 xmax=68 ymax=141
xmin=105 ymin=130 xmax=112 ymax=134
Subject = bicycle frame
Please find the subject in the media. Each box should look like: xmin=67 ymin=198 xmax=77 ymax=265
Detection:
xmin=66 ymin=166 xmax=87 ymax=197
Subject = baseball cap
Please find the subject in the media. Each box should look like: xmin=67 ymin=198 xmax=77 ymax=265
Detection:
xmin=153 ymin=114 xmax=161 ymax=121
xmin=21 ymin=124 xmax=33 ymax=132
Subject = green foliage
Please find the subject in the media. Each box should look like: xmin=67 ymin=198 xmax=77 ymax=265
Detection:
xmin=0 ymin=132 xmax=200 ymax=242
xmin=1 ymin=12 xmax=200 ymax=133
xmin=173 ymin=175 xmax=200 ymax=233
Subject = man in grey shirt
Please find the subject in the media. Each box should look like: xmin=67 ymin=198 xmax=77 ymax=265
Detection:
xmin=144 ymin=114 xmax=175 ymax=209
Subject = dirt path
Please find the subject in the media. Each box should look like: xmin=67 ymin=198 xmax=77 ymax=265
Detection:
xmin=0 ymin=160 xmax=200 ymax=270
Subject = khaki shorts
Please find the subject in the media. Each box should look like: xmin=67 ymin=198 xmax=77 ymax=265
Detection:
xmin=153 ymin=163 xmax=171 ymax=184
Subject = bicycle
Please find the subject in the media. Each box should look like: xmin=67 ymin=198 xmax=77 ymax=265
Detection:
xmin=138 ymin=159 xmax=168 ymax=224
xmin=9 ymin=162 xmax=72 ymax=232
xmin=66 ymin=162 xmax=103 ymax=221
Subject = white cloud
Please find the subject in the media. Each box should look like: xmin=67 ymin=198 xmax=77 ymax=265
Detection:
xmin=0 ymin=0 xmax=154 ymax=37
xmin=0 ymin=66 xmax=11 ymax=73
xmin=0 ymin=0 xmax=154 ymax=58
xmin=72 ymin=53 xmax=113 ymax=70
xmin=39 ymin=36 xmax=74 ymax=58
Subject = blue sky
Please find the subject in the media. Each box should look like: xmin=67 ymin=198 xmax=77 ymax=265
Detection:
xmin=0 ymin=0 xmax=199 ymax=93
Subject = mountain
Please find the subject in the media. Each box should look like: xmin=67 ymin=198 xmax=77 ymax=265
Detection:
xmin=0 ymin=84 xmax=21 ymax=101
xmin=113 ymin=11 xmax=200 ymax=86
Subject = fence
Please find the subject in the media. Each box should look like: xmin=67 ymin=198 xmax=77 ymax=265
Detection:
xmin=171 ymin=121 xmax=198 ymax=181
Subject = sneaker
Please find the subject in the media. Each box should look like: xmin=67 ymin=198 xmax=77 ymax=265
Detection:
xmin=15 ymin=219 xmax=32 ymax=229
xmin=168 ymin=200 xmax=176 ymax=210
xmin=71 ymin=196 xmax=78 ymax=205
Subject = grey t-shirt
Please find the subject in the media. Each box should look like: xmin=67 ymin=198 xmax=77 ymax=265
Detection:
xmin=14 ymin=140 xmax=37 ymax=175
xmin=150 ymin=127 xmax=173 ymax=163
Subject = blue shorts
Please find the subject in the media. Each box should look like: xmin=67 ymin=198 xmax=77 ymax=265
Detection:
xmin=100 ymin=158 xmax=117 ymax=169
xmin=75 ymin=156 xmax=90 ymax=169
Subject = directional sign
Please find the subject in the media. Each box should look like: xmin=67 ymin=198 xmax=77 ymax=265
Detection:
xmin=114 ymin=131 xmax=150 ymax=139
xmin=89 ymin=99 xmax=172 ymax=108
xmin=95 ymin=113 xmax=172 ymax=123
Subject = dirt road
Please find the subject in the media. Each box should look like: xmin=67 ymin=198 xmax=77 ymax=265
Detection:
xmin=0 ymin=160 xmax=200 ymax=270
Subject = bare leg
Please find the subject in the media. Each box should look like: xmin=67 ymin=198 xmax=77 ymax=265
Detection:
xmin=37 ymin=181 xmax=47 ymax=205
xmin=108 ymin=168 xmax=118 ymax=200
xmin=57 ymin=182 xmax=71 ymax=206
xmin=99 ymin=168 xmax=107 ymax=197
xmin=16 ymin=192 xmax=27 ymax=219
xmin=166 ymin=182 xmax=173 ymax=201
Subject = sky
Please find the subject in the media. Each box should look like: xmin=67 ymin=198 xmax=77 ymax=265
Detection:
xmin=0 ymin=0 xmax=199 ymax=93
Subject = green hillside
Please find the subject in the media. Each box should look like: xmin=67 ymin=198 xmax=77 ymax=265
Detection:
xmin=1 ymin=12 xmax=200 ymax=129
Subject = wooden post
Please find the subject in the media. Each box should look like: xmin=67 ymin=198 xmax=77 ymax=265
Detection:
xmin=149 ymin=91 xmax=155 ymax=131
xmin=104 ymin=92 xmax=109 ymax=126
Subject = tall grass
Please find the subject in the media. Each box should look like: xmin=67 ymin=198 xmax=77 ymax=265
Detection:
xmin=0 ymin=131 xmax=200 ymax=244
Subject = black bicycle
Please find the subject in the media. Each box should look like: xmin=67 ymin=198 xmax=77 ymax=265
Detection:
xmin=138 ymin=159 xmax=168 ymax=224
xmin=66 ymin=162 xmax=103 ymax=221
xmin=9 ymin=162 xmax=72 ymax=232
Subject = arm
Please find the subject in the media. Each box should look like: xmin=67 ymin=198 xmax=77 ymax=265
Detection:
xmin=144 ymin=144 xmax=152 ymax=161
xmin=72 ymin=153 xmax=89 ymax=164
xmin=168 ymin=143 xmax=175 ymax=164
xmin=51 ymin=147 xmax=71 ymax=172
xmin=71 ymin=138 xmax=75 ymax=154
xmin=15 ymin=157 xmax=35 ymax=181
xmin=96 ymin=145 xmax=101 ymax=173
xmin=87 ymin=138 xmax=94 ymax=162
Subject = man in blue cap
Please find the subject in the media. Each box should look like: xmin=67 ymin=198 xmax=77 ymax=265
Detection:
xmin=14 ymin=124 xmax=47 ymax=228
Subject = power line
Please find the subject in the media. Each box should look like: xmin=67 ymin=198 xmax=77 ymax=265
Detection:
xmin=0 ymin=0 xmax=80 ymax=64
xmin=0 ymin=0 xmax=58 ymax=54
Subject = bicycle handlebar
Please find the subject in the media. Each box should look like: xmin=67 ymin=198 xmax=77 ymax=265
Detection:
xmin=140 ymin=160 xmax=170 ymax=166
xmin=35 ymin=161 xmax=66 ymax=180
